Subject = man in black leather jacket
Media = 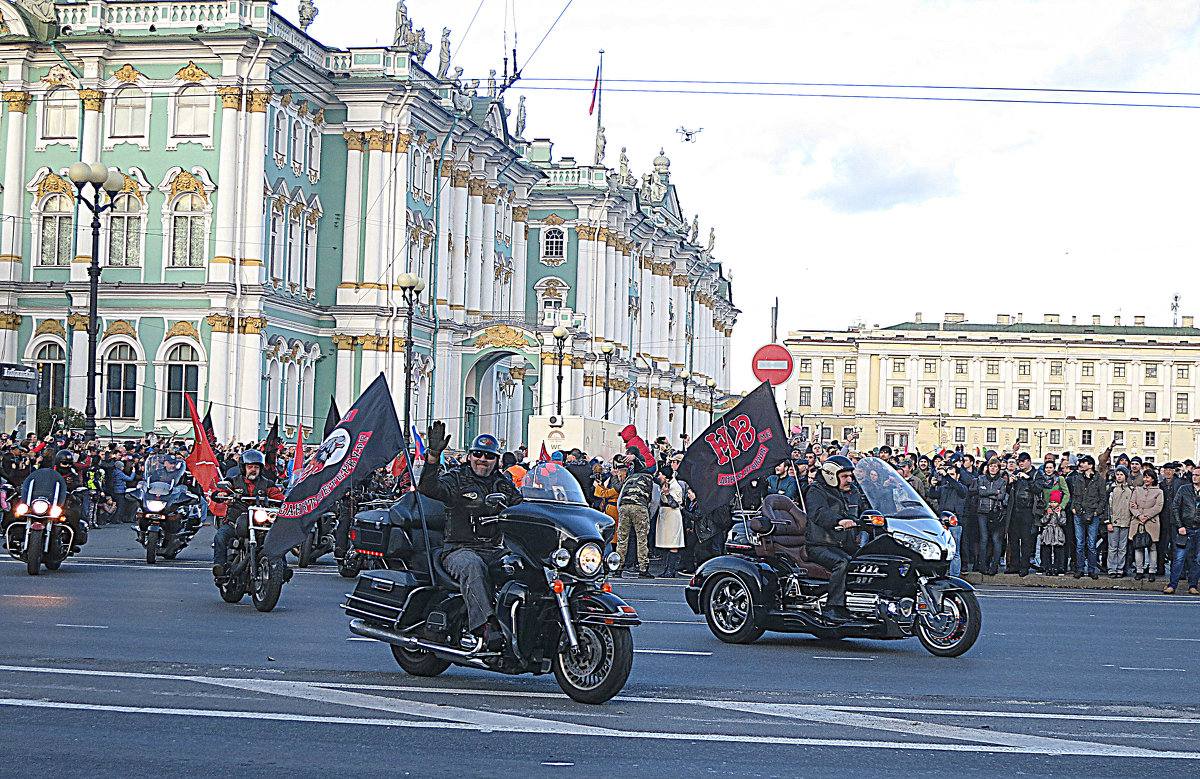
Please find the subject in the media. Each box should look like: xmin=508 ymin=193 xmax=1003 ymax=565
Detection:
xmin=804 ymin=455 xmax=858 ymax=623
xmin=417 ymin=422 xmax=522 ymax=649
xmin=211 ymin=450 xmax=284 ymax=578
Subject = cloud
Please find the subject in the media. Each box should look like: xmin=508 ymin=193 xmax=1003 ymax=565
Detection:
xmin=808 ymin=145 xmax=960 ymax=214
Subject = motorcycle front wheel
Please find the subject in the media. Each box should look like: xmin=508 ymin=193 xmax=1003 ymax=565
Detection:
xmin=145 ymin=530 xmax=159 ymax=565
xmin=916 ymin=590 xmax=981 ymax=657
xmin=251 ymin=554 xmax=284 ymax=612
xmin=552 ymin=624 xmax=633 ymax=705
xmin=390 ymin=644 xmax=451 ymax=676
xmin=25 ymin=529 xmax=42 ymax=576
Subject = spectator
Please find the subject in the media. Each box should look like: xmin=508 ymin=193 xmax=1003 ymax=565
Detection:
xmin=614 ymin=458 xmax=654 ymax=578
xmin=1166 ymin=468 xmax=1200 ymax=595
xmin=1039 ymin=489 xmax=1068 ymax=575
xmin=1107 ymin=466 xmax=1135 ymax=577
xmin=655 ymin=470 xmax=684 ymax=577
xmin=1157 ymin=461 xmax=1182 ymax=578
xmin=765 ymin=459 xmax=800 ymax=504
xmin=1072 ymin=453 xmax=1109 ymax=579
xmin=1129 ymin=469 xmax=1163 ymax=582
xmin=975 ymin=457 xmax=1009 ymax=576
xmin=1006 ymin=453 xmax=1045 ymax=577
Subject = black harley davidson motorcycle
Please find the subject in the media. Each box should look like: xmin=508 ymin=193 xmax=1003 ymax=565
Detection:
xmin=343 ymin=462 xmax=640 ymax=704
xmin=213 ymin=484 xmax=291 ymax=612
xmin=132 ymin=454 xmax=202 ymax=564
xmin=5 ymin=470 xmax=84 ymax=576
xmin=685 ymin=457 xmax=981 ymax=657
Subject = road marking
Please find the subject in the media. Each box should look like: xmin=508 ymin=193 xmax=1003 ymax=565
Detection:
xmin=633 ymin=649 xmax=711 ymax=656
xmin=641 ymin=620 xmax=705 ymax=625
xmin=1 ymin=697 xmax=1198 ymax=759
xmin=345 ymin=637 xmax=375 ymax=642
xmin=1158 ymin=638 xmax=1200 ymax=642
xmin=54 ymin=624 xmax=108 ymax=629
xmin=811 ymin=656 xmax=875 ymax=661
xmin=1119 ymin=667 xmax=1188 ymax=672
xmin=1 ymin=594 xmax=69 ymax=600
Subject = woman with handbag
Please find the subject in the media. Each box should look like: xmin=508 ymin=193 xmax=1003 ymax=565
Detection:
xmin=655 ymin=470 xmax=685 ymax=577
xmin=1129 ymin=469 xmax=1164 ymax=582
xmin=1106 ymin=466 xmax=1135 ymax=577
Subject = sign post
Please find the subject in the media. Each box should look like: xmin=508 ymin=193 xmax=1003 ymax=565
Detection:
xmin=751 ymin=344 xmax=793 ymax=387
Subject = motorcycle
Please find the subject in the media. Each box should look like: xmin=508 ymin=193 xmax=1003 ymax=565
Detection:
xmin=213 ymin=483 xmax=291 ymax=612
xmin=343 ymin=462 xmax=640 ymax=704
xmin=131 ymin=453 xmax=201 ymax=564
xmin=292 ymin=509 xmax=337 ymax=568
xmin=5 ymin=470 xmax=80 ymax=576
xmin=338 ymin=494 xmax=410 ymax=577
xmin=685 ymin=457 xmax=981 ymax=657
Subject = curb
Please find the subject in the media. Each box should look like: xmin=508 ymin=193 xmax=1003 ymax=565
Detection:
xmin=961 ymin=571 xmax=1193 ymax=593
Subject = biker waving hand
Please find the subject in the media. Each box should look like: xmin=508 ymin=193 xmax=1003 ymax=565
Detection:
xmin=211 ymin=450 xmax=285 ymax=579
xmin=804 ymin=455 xmax=860 ymax=624
xmin=417 ymin=422 xmax=522 ymax=650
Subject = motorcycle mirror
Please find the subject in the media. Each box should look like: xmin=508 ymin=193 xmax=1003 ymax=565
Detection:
xmin=862 ymin=510 xmax=887 ymax=527
xmin=216 ymin=480 xmax=232 ymax=491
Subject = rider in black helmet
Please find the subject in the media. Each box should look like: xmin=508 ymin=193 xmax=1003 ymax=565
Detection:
xmin=804 ymin=454 xmax=859 ymax=623
xmin=211 ymin=449 xmax=284 ymax=579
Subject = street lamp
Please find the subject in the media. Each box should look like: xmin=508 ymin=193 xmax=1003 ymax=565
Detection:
xmin=552 ymin=326 xmax=568 ymax=417
xmin=706 ymin=378 xmax=717 ymax=425
xmin=600 ymin=342 xmax=616 ymax=420
xmin=396 ymin=272 xmax=427 ymax=439
xmin=785 ymin=406 xmax=794 ymax=434
xmin=680 ymin=370 xmax=691 ymax=443
xmin=68 ymin=161 xmax=126 ymax=441
xmin=1033 ymin=429 xmax=1046 ymax=458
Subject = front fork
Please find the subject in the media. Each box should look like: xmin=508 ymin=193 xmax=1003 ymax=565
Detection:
xmin=546 ymin=568 xmax=581 ymax=651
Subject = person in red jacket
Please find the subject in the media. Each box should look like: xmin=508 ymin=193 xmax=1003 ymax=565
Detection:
xmin=619 ymin=425 xmax=655 ymax=473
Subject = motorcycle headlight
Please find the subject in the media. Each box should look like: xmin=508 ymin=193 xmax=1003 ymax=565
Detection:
xmin=605 ymin=551 xmax=622 ymax=572
xmin=893 ymin=532 xmax=944 ymax=561
xmin=576 ymin=543 xmax=603 ymax=577
xmin=551 ymin=547 xmax=571 ymax=568
xmin=14 ymin=502 xmax=28 ymax=517
xmin=146 ymin=499 xmax=167 ymax=513
xmin=31 ymin=499 xmax=50 ymax=516
xmin=252 ymin=508 xmax=275 ymax=525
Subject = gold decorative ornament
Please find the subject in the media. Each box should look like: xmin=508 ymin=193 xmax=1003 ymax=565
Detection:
xmin=0 ymin=313 xmax=20 ymax=330
xmin=467 ymin=178 xmax=486 ymax=197
xmin=512 ymin=206 xmax=529 ymax=222
xmin=239 ymin=317 xmax=266 ymax=335
xmin=509 ymin=367 xmax=527 ymax=381
xmin=246 ymin=89 xmax=271 ymax=113
xmin=364 ymin=129 xmax=386 ymax=151
xmin=279 ymin=91 xmax=294 ymax=107
xmin=296 ymin=101 xmax=310 ymax=118
xmin=217 ymin=86 xmax=243 ymax=110
xmin=451 ymin=169 xmax=470 ymax=187
xmin=205 ymin=314 xmax=234 ymax=333
xmin=164 ymin=321 xmax=200 ymax=341
xmin=79 ymin=89 xmax=104 ymax=112
xmin=343 ymin=131 xmax=364 ymax=152
xmin=575 ymin=225 xmax=597 ymax=241
xmin=473 ymin=325 xmax=531 ymax=350
xmin=67 ymin=313 xmax=89 ymax=331
xmin=394 ymin=131 xmax=412 ymax=152
xmin=36 ymin=173 xmax=71 ymax=201
xmin=2 ymin=91 xmax=31 ymax=113
xmin=482 ymin=186 xmax=499 ymax=204
xmin=331 ymin=334 xmax=356 ymax=350
xmin=312 ymin=108 xmax=325 ymax=125
xmin=102 ymin=320 xmax=137 ymax=338
xmin=174 ymin=61 xmax=214 ymax=83
xmin=542 ymin=213 xmax=566 ymax=226
xmin=41 ymin=64 xmax=73 ymax=86
xmin=36 ymin=319 xmax=66 ymax=337
xmin=112 ymin=64 xmax=144 ymax=84
xmin=170 ymin=171 xmax=208 ymax=203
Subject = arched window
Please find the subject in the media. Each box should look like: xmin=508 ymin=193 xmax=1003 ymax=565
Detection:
xmin=274 ymin=112 xmax=288 ymax=158
xmin=35 ymin=342 xmax=66 ymax=409
xmin=268 ymin=212 xmax=282 ymax=280
xmin=542 ymin=227 xmax=565 ymax=260
xmin=38 ymin=194 xmax=74 ymax=266
xmin=107 ymin=194 xmax=141 ymax=267
xmin=410 ymin=151 xmax=422 ymax=193
xmin=169 ymin=193 xmax=206 ymax=267
xmin=174 ymin=85 xmax=210 ymax=137
xmin=165 ymin=343 xmax=199 ymax=420
xmin=309 ymin=129 xmax=321 ymax=173
xmin=43 ymin=87 xmax=77 ymax=138
xmin=291 ymin=121 xmax=304 ymax=168
xmin=105 ymin=343 xmax=138 ymax=419
xmin=423 ymin=154 xmax=435 ymax=195
xmin=111 ymin=86 xmax=146 ymax=137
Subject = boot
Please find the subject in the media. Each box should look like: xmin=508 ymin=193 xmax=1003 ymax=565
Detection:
xmin=663 ymin=550 xmax=678 ymax=578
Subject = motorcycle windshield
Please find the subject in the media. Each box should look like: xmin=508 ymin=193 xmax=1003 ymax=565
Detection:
xmin=144 ymin=454 xmax=186 ymax=496
xmin=520 ymin=462 xmax=589 ymax=506
xmin=853 ymin=457 xmax=938 ymax=525
xmin=21 ymin=468 xmax=66 ymax=506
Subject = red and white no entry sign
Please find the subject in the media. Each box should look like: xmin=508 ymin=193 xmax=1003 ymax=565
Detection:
xmin=752 ymin=344 xmax=793 ymax=386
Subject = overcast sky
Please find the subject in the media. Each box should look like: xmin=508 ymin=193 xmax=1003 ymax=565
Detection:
xmin=282 ymin=1 xmax=1200 ymax=393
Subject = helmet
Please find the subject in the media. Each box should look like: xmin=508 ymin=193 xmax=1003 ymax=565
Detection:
xmin=239 ymin=449 xmax=266 ymax=478
xmin=819 ymin=454 xmax=854 ymax=487
xmin=54 ymin=450 xmax=76 ymax=473
xmin=469 ymin=434 xmax=501 ymax=457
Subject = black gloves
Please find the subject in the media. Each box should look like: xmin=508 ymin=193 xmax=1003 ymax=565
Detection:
xmin=426 ymin=420 xmax=451 ymax=459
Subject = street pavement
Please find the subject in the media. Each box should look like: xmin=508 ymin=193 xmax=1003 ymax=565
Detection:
xmin=2 ymin=523 xmax=1199 ymax=778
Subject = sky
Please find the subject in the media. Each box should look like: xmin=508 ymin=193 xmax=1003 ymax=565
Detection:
xmin=279 ymin=0 xmax=1200 ymax=393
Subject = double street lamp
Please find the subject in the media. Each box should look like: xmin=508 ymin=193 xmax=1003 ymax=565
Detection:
xmin=67 ymin=161 xmax=127 ymax=442
xmin=600 ymin=342 xmax=616 ymax=420
xmin=681 ymin=370 xmax=692 ymax=444
xmin=552 ymin=326 xmax=568 ymax=417
xmin=705 ymin=378 xmax=717 ymax=425
xmin=396 ymin=272 xmax=427 ymax=439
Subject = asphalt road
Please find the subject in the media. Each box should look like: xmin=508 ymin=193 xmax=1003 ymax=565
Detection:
xmin=2 ymin=524 xmax=1199 ymax=778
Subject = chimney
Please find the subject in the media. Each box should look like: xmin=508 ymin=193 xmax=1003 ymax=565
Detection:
xmin=1134 ymin=315 xmax=1145 ymax=326
xmin=1044 ymin=314 xmax=1059 ymax=324
xmin=1184 ymin=316 xmax=1195 ymax=328
xmin=914 ymin=312 xmax=922 ymax=324
xmin=1092 ymin=315 xmax=1101 ymax=325
xmin=944 ymin=313 xmax=965 ymax=323
xmin=1071 ymin=316 xmax=1077 ymax=325
xmin=1017 ymin=312 xmax=1024 ymax=323
xmin=527 ymin=138 xmax=554 ymax=163
xmin=997 ymin=314 xmax=1010 ymax=325
xmin=1114 ymin=315 xmax=1121 ymax=326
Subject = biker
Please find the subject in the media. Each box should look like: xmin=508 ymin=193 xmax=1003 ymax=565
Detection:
xmin=211 ymin=450 xmax=284 ymax=579
xmin=804 ymin=454 xmax=859 ymax=623
xmin=50 ymin=450 xmax=89 ymax=551
xmin=417 ymin=422 xmax=522 ymax=650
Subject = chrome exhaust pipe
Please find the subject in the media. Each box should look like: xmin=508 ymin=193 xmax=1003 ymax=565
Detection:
xmin=348 ymin=619 xmax=492 ymax=666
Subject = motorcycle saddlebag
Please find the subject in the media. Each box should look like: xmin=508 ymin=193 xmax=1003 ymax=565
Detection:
xmin=343 ymin=569 xmax=423 ymax=626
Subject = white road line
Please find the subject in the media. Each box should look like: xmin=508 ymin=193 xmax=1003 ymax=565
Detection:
xmin=1118 ymin=667 xmax=1188 ymax=672
xmin=641 ymin=620 xmax=705 ymax=625
xmin=1158 ymin=638 xmax=1200 ymax=642
xmin=0 ymin=594 xmax=69 ymax=600
xmin=1 ymin=697 xmax=1199 ymax=759
xmin=633 ymin=649 xmax=712 ymax=656
xmin=811 ymin=656 xmax=875 ymax=661
xmin=54 ymin=624 xmax=108 ymax=629
xmin=345 ymin=637 xmax=375 ymax=642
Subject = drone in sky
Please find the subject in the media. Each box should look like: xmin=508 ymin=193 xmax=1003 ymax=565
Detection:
xmin=676 ymin=127 xmax=703 ymax=143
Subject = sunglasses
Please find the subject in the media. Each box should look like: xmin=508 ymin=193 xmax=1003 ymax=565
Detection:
xmin=470 ymin=451 xmax=498 ymax=461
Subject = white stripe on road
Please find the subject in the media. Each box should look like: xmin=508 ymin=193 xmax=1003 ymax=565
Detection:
xmin=1118 ymin=667 xmax=1188 ymax=672
xmin=633 ymin=649 xmax=711 ymax=656
xmin=54 ymin=624 xmax=108 ymax=629
xmin=811 ymin=656 xmax=875 ymax=661
xmin=1 ymin=697 xmax=1198 ymax=759
xmin=1158 ymin=638 xmax=1200 ymax=642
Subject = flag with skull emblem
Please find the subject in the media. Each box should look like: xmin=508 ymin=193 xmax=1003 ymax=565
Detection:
xmin=263 ymin=374 xmax=404 ymax=558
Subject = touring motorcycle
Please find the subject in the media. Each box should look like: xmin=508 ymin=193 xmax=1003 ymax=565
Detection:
xmin=5 ymin=470 xmax=83 ymax=576
xmin=213 ymin=483 xmax=291 ymax=612
xmin=685 ymin=457 xmax=981 ymax=657
xmin=343 ymin=462 xmax=640 ymax=704
xmin=132 ymin=454 xmax=201 ymax=564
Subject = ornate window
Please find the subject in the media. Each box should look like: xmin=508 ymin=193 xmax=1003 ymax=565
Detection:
xmin=292 ymin=121 xmax=305 ymax=169
xmin=541 ymin=227 xmax=565 ymax=261
xmin=164 ymin=343 xmax=199 ymax=420
xmin=169 ymin=193 xmax=207 ymax=267
xmin=274 ymin=113 xmax=288 ymax=160
xmin=423 ymin=153 xmax=435 ymax=195
xmin=110 ymin=86 xmax=147 ymax=138
xmin=107 ymin=194 xmax=142 ymax=267
xmin=35 ymin=342 xmax=66 ymax=409
xmin=43 ymin=87 xmax=77 ymax=139
xmin=1050 ymin=390 xmax=1062 ymax=411
xmin=268 ymin=213 xmax=282 ymax=280
xmin=986 ymin=427 xmax=997 ymax=444
xmin=410 ymin=150 xmax=423 ymax=193
xmin=1081 ymin=429 xmax=1093 ymax=446
xmin=174 ymin=85 xmax=211 ymax=137
xmin=38 ymin=194 xmax=74 ymax=266
xmin=105 ymin=343 xmax=138 ymax=419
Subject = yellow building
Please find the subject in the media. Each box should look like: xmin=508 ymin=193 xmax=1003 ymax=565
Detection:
xmin=783 ymin=312 xmax=1200 ymax=462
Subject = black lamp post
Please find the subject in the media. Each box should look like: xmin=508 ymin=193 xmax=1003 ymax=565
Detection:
xmin=396 ymin=272 xmax=426 ymax=439
xmin=706 ymin=378 xmax=717 ymax=425
xmin=680 ymin=370 xmax=691 ymax=442
xmin=552 ymin=326 xmax=568 ymax=416
xmin=67 ymin=161 xmax=126 ymax=442
xmin=785 ymin=407 xmax=794 ymax=433
xmin=601 ymin=342 xmax=615 ymax=420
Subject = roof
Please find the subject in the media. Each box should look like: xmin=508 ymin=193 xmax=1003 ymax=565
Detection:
xmin=882 ymin=321 xmax=1198 ymax=337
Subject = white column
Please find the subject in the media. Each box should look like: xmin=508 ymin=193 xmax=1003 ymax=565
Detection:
xmin=333 ymin=336 xmax=354 ymax=411
xmin=362 ymin=130 xmax=387 ymax=302
xmin=72 ymin=90 xmax=104 ymax=282
xmin=465 ymin=177 xmax=484 ymax=315
xmin=68 ymin=320 xmax=88 ymax=411
xmin=339 ymin=132 xmax=364 ymax=300
xmin=449 ymin=172 xmax=468 ymax=321
xmin=241 ymin=91 xmax=269 ymax=287
xmin=575 ymin=225 xmax=593 ymax=332
xmin=1 ymin=92 xmax=30 ymax=282
xmin=207 ymin=327 xmax=231 ymax=441
xmin=211 ymin=87 xmax=242 ymax=283
xmin=435 ymin=161 xmax=453 ymax=319
xmin=234 ymin=330 xmax=264 ymax=441
xmin=480 ymin=185 xmax=497 ymax=311
xmin=570 ymin=354 xmax=584 ymax=416
xmin=511 ymin=205 xmax=529 ymax=313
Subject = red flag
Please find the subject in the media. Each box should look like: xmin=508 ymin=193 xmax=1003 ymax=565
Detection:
xmin=539 ymin=441 xmax=550 ymax=463
xmin=391 ymin=450 xmax=413 ymax=491
xmin=184 ymin=394 xmax=220 ymax=492
xmin=589 ymin=64 xmax=600 ymax=115
xmin=289 ymin=422 xmax=305 ymax=486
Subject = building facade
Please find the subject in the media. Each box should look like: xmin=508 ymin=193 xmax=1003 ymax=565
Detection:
xmin=0 ymin=1 xmax=736 ymax=447
xmin=784 ymin=312 xmax=1200 ymax=462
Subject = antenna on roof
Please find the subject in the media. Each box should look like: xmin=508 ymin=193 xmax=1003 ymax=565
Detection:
xmin=1172 ymin=293 xmax=1181 ymax=326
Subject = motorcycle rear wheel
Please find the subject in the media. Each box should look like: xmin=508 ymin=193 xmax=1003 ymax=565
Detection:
xmin=298 ymin=535 xmax=313 ymax=568
xmin=219 ymin=579 xmax=246 ymax=603
xmin=145 ymin=530 xmax=159 ymax=565
xmin=338 ymin=557 xmax=359 ymax=578
xmin=703 ymin=574 xmax=764 ymax=644
xmin=25 ymin=529 xmax=42 ymax=576
xmin=552 ymin=624 xmax=633 ymax=704
xmin=390 ymin=644 xmax=451 ymax=676
xmin=916 ymin=590 xmax=981 ymax=657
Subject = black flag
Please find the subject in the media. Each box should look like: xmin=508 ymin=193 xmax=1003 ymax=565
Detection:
xmin=201 ymin=404 xmax=216 ymax=448
xmin=263 ymin=374 xmax=404 ymax=558
xmin=675 ymin=381 xmax=790 ymax=517
xmin=324 ymin=396 xmax=341 ymax=439
xmin=264 ymin=417 xmax=280 ymax=470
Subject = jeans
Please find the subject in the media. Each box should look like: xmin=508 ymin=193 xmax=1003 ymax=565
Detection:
xmin=1169 ymin=529 xmax=1200 ymax=590
xmin=212 ymin=522 xmax=237 ymax=566
xmin=1006 ymin=512 xmax=1035 ymax=573
xmin=1135 ymin=546 xmax=1157 ymax=574
xmin=442 ymin=546 xmax=506 ymax=633
xmin=949 ymin=523 xmax=963 ymax=576
xmin=1106 ymin=526 xmax=1129 ymax=574
xmin=807 ymin=544 xmax=852 ymax=609
xmin=980 ymin=512 xmax=1006 ymax=574
xmin=1073 ymin=514 xmax=1102 ymax=574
